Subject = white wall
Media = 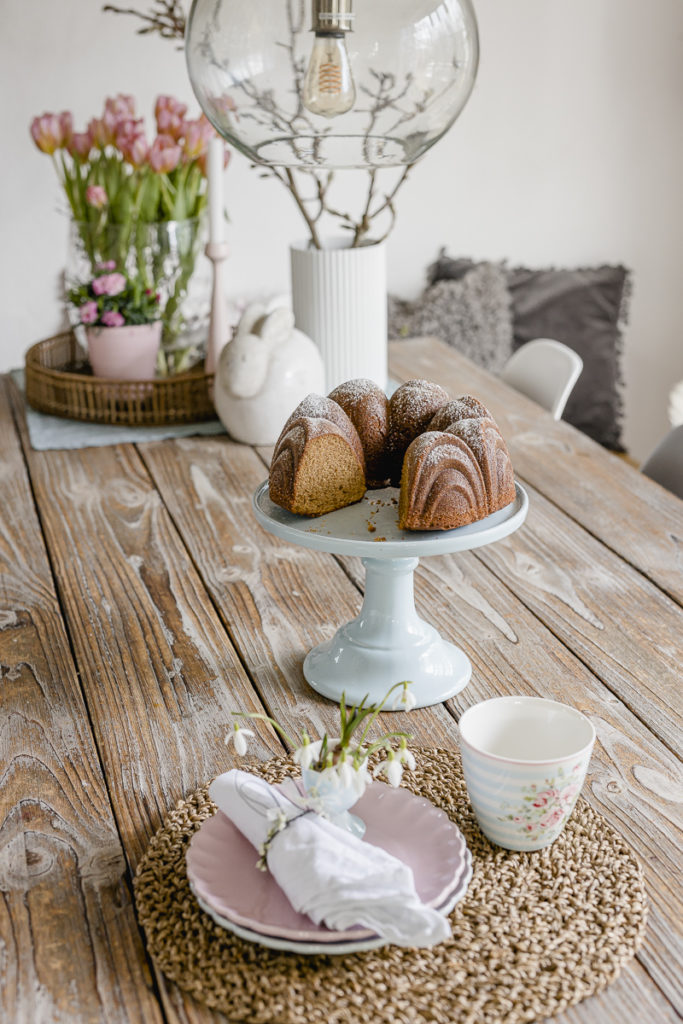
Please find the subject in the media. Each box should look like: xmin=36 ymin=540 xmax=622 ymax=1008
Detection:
xmin=2 ymin=0 xmax=682 ymax=460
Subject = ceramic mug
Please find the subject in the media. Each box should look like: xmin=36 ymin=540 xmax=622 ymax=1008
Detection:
xmin=458 ymin=696 xmax=596 ymax=851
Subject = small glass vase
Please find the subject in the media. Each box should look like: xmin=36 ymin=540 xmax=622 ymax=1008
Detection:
xmin=67 ymin=217 xmax=210 ymax=375
xmin=300 ymin=764 xmax=367 ymax=839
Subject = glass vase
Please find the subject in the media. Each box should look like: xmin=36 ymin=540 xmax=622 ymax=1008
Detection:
xmin=67 ymin=217 xmax=210 ymax=375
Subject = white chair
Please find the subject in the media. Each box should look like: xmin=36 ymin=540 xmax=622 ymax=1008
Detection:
xmin=501 ymin=338 xmax=583 ymax=420
xmin=640 ymin=424 xmax=683 ymax=500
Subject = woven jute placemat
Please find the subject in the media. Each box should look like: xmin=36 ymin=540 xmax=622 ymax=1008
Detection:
xmin=134 ymin=748 xmax=647 ymax=1024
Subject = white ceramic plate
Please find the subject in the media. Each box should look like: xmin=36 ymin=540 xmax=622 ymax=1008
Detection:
xmin=252 ymin=481 xmax=528 ymax=559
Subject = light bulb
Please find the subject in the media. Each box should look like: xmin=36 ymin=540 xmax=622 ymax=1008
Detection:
xmin=302 ymin=32 xmax=356 ymax=118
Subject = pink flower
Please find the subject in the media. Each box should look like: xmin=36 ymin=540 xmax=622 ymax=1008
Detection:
xmin=180 ymin=116 xmax=215 ymax=160
xmin=104 ymin=94 xmax=136 ymax=122
xmin=30 ymin=113 xmax=63 ymax=154
xmin=67 ymin=130 xmax=93 ymax=160
xmin=539 ymin=807 xmax=565 ymax=830
xmin=101 ymin=310 xmax=125 ymax=327
xmin=117 ymin=124 xmax=149 ymax=168
xmin=92 ymin=273 xmax=126 ymax=297
xmin=86 ymin=185 xmax=108 ymax=209
xmin=154 ymin=95 xmax=188 ymax=140
xmin=59 ymin=112 xmax=73 ymax=146
xmin=532 ymin=789 xmax=558 ymax=808
xmin=560 ymin=783 xmax=579 ymax=806
xmin=148 ymin=134 xmax=182 ymax=173
xmin=95 ymin=261 xmax=116 ymax=272
xmin=79 ymin=301 xmax=98 ymax=324
xmin=88 ymin=117 xmax=110 ymax=148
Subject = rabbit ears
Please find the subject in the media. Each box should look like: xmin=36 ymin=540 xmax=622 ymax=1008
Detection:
xmin=236 ymin=301 xmax=295 ymax=345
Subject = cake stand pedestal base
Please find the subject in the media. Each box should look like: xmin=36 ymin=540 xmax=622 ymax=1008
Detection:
xmin=252 ymin=481 xmax=528 ymax=710
xmin=303 ymin=556 xmax=471 ymax=708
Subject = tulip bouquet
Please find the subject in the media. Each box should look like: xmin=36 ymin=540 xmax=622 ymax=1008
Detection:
xmin=30 ymin=94 xmax=229 ymax=373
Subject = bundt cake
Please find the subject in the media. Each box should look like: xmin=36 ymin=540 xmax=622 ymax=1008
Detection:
xmin=398 ymin=418 xmax=516 ymax=530
xmin=268 ymin=395 xmax=365 ymax=516
xmin=385 ymin=379 xmax=450 ymax=485
xmin=268 ymin=378 xmax=516 ymax=530
xmin=328 ymin=379 xmax=390 ymax=488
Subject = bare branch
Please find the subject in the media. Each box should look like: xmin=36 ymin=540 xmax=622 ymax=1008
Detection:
xmin=102 ymin=1 xmax=186 ymax=42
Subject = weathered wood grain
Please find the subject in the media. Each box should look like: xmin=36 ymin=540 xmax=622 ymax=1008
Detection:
xmin=473 ymin=479 xmax=683 ymax=756
xmin=338 ymin=542 xmax=683 ymax=1008
xmin=7 ymin=380 xmax=283 ymax=1024
xmin=389 ymin=338 xmax=683 ymax=605
xmin=141 ymin=436 xmax=681 ymax=1019
xmin=0 ymin=379 xmax=163 ymax=1024
xmin=6 ymin=350 xmax=682 ymax=1024
xmin=137 ymin=436 xmax=460 ymax=752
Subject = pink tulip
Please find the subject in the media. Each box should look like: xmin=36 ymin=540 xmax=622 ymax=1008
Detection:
xmin=180 ymin=116 xmax=215 ymax=160
xmin=101 ymin=310 xmax=125 ymax=327
xmin=155 ymin=95 xmax=188 ymax=141
xmin=114 ymin=118 xmax=144 ymax=144
xmin=67 ymin=130 xmax=93 ymax=160
xmin=79 ymin=301 xmax=99 ymax=324
xmin=86 ymin=185 xmax=108 ymax=209
xmin=92 ymin=273 xmax=126 ymax=297
xmin=88 ymin=117 xmax=110 ymax=149
xmin=155 ymin=95 xmax=187 ymax=122
xmin=116 ymin=124 xmax=149 ymax=168
xmin=59 ymin=112 xmax=73 ymax=146
xmin=148 ymin=134 xmax=182 ymax=173
xmin=104 ymin=94 xmax=136 ymax=122
xmin=30 ymin=113 xmax=63 ymax=154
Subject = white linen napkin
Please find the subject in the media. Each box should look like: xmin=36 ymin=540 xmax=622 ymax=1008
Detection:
xmin=209 ymin=769 xmax=451 ymax=948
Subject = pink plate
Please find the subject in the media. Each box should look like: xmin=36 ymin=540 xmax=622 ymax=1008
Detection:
xmin=186 ymin=781 xmax=469 ymax=943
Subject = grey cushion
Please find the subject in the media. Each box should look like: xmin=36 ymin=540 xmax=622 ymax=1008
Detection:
xmin=427 ymin=252 xmax=631 ymax=451
xmin=388 ymin=261 xmax=513 ymax=375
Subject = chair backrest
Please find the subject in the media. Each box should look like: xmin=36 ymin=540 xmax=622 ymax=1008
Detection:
xmin=640 ymin=424 xmax=683 ymax=500
xmin=501 ymin=338 xmax=583 ymax=420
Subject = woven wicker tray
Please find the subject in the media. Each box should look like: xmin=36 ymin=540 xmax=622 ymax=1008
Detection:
xmin=24 ymin=332 xmax=216 ymax=426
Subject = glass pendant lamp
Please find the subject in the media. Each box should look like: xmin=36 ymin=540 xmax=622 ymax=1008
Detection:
xmin=186 ymin=0 xmax=479 ymax=391
xmin=186 ymin=0 xmax=479 ymax=171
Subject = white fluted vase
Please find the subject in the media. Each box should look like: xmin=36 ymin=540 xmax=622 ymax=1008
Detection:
xmin=290 ymin=240 xmax=387 ymax=392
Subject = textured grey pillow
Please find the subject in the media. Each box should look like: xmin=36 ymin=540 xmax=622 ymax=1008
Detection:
xmin=388 ymin=262 xmax=513 ymax=375
xmin=427 ymin=252 xmax=631 ymax=451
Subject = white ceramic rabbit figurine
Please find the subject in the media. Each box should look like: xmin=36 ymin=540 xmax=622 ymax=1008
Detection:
xmin=214 ymin=299 xmax=325 ymax=445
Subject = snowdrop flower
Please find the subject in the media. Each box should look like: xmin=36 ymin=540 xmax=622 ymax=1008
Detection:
xmin=397 ymin=737 xmax=416 ymax=771
xmin=391 ymin=681 xmax=416 ymax=712
xmin=336 ymin=754 xmax=358 ymax=789
xmin=292 ymin=733 xmax=318 ymax=770
xmin=374 ymin=750 xmax=404 ymax=787
xmin=224 ymin=723 xmax=255 ymax=756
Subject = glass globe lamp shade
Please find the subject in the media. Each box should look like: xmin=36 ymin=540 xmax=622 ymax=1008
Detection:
xmin=186 ymin=0 xmax=479 ymax=170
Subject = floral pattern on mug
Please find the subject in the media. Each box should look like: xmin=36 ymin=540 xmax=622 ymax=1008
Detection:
xmin=498 ymin=763 xmax=584 ymax=844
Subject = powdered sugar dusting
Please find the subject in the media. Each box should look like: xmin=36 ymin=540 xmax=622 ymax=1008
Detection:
xmin=390 ymin=380 xmax=449 ymax=423
xmin=329 ymin=379 xmax=384 ymax=406
xmin=449 ymin=418 xmax=488 ymax=460
xmin=430 ymin=396 xmax=490 ymax=431
xmin=293 ymin=394 xmax=339 ymax=419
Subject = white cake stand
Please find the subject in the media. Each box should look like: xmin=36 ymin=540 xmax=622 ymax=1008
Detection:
xmin=253 ymin=482 xmax=528 ymax=709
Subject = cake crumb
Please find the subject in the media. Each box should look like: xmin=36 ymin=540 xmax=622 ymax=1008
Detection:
xmin=367 ymin=522 xmax=376 ymax=533
xmin=374 ymin=536 xmax=387 ymax=542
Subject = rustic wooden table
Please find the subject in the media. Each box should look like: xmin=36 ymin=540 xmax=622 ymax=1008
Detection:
xmin=1 ymin=338 xmax=681 ymax=1024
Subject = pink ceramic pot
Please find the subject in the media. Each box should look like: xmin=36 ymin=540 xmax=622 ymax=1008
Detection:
xmin=86 ymin=322 xmax=162 ymax=380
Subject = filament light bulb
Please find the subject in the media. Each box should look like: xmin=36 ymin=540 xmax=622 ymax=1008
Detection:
xmin=303 ymin=32 xmax=355 ymax=118
xmin=302 ymin=0 xmax=355 ymax=119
